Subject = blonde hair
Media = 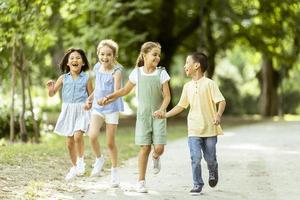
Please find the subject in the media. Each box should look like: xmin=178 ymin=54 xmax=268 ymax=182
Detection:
xmin=135 ymin=41 xmax=161 ymax=67
xmin=97 ymin=39 xmax=119 ymax=58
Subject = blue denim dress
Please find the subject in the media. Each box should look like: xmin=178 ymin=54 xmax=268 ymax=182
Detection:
xmin=54 ymin=72 xmax=91 ymax=136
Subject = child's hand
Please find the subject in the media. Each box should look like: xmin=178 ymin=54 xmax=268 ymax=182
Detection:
xmin=46 ymin=80 xmax=55 ymax=90
xmin=97 ymin=97 xmax=108 ymax=106
xmin=84 ymin=100 xmax=92 ymax=110
xmin=153 ymin=110 xmax=165 ymax=119
xmin=213 ymin=113 xmax=221 ymax=125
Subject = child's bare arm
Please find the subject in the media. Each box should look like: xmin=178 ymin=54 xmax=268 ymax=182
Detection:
xmin=86 ymin=78 xmax=94 ymax=96
xmin=113 ymin=70 xmax=122 ymax=91
xmin=84 ymin=91 xmax=94 ymax=110
xmin=46 ymin=75 xmax=63 ymax=97
xmin=213 ymin=100 xmax=226 ymax=125
xmin=159 ymin=81 xmax=171 ymax=111
xmin=165 ymin=106 xmax=184 ymax=118
xmin=153 ymin=81 xmax=171 ymax=118
xmin=98 ymin=81 xmax=135 ymax=105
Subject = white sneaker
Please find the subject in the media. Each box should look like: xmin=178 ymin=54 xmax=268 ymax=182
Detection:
xmin=65 ymin=166 xmax=77 ymax=181
xmin=136 ymin=180 xmax=148 ymax=193
xmin=110 ymin=168 xmax=120 ymax=188
xmin=90 ymin=156 xmax=105 ymax=177
xmin=153 ymin=157 xmax=161 ymax=174
xmin=76 ymin=157 xmax=85 ymax=176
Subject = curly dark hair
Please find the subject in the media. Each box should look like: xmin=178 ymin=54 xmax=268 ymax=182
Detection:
xmin=59 ymin=48 xmax=90 ymax=73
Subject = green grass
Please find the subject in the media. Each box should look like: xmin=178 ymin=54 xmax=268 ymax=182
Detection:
xmin=0 ymin=120 xmax=187 ymax=169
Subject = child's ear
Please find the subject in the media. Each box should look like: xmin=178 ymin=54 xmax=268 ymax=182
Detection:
xmin=194 ymin=63 xmax=201 ymax=70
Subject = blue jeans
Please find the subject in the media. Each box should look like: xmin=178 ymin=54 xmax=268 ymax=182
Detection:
xmin=188 ymin=136 xmax=218 ymax=187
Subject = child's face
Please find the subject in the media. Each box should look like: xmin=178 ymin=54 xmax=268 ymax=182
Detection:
xmin=98 ymin=45 xmax=114 ymax=68
xmin=184 ymin=56 xmax=199 ymax=77
xmin=67 ymin=51 xmax=84 ymax=74
xmin=143 ymin=47 xmax=161 ymax=68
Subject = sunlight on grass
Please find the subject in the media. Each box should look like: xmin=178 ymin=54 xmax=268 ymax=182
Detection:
xmin=279 ymin=114 xmax=300 ymax=121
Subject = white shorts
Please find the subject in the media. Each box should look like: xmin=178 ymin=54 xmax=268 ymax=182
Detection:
xmin=92 ymin=110 xmax=119 ymax=124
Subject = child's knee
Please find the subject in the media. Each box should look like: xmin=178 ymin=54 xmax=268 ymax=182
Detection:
xmin=155 ymin=145 xmax=164 ymax=153
xmin=74 ymin=135 xmax=83 ymax=143
xmin=191 ymin=154 xmax=202 ymax=164
xmin=67 ymin=140 xmax=75 ymax=150
xmin=107 ymin=141 xmax=116 ymax=150
xmin=89 ymin=133 xmax=98 ymax=142
xmin=140 ymin=146 xmax=151 ymax=154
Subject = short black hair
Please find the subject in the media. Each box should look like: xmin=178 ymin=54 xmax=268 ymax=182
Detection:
xmin=189 ymin=52 xmax=208 ymax=73
xmin=59 ymin=48 xmax=90 ymax=73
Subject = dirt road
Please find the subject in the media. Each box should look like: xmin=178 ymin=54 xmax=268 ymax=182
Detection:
xmin=19 ymin=121 xmax=300 ymax=200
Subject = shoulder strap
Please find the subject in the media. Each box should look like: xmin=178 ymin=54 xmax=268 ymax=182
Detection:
xmin=112 ymin=64 xmax=123 ymax=75
xmin=157 ymin=66 xmax=166 ymax=76
xmin=94 ymin=62 xmax=101 ymax=72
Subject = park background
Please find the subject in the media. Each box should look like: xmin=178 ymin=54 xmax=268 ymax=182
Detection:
xmin=0 ymin=0 xmax=300 ymax=199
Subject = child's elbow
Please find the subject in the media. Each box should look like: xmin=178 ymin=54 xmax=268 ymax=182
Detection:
xmin=165 ymin=96 xmax=171 ymax=103
xmin=223 ymin=100 xmax=226 ymax=106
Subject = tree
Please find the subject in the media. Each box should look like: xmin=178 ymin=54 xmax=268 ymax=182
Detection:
xmin=231 ymin=0 xmax=300 ymax=116
xmin=0 ymin=0 xmax=55 ymax=142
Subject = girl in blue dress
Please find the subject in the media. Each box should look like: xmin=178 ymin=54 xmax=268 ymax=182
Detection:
xmin=47 ymin=48 xmax=93 ymax=181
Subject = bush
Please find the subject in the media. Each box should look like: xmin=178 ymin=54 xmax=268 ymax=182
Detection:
xmin=219 ymin=77 xmax=243 ymax=115
xmin=0 ymin=107 xmax=41 ymax=140
xmin=283 ymin=90 xmax=300 ymax=114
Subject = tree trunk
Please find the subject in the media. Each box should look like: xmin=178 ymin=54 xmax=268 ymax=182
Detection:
xmin=26 ymin=67 xmax=40 ymax=143
xmin=10 ymin=44 xmax=17 ymax=142
xmin=258 ymin=54 xmax=279 ymax=117
xmin=204 ymin=0 xmax=217 ymax=79
xmin=18 ymin=47 xmax=28 ymax=142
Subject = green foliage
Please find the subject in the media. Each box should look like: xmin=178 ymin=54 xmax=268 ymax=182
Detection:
xmin=283 ymin=90 xmax=300 ymax=114
xmin=219 ymin=77 xmax=259 ymax=115
xmin=0 ymin=106 xmax=41 ymax=140
xmin=1 ymin=0 xmax=300 ymax=120
xmin=219 ymin=77 xmax=243 ymax=115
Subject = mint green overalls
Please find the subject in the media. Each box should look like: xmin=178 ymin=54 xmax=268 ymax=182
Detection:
xmin=135 ymin=67 xmax=167 ymax=145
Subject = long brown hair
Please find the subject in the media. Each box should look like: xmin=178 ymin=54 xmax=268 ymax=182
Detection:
xmin=135 ymin=42 xmax=161 ymax=67
xmin=59 ymin=48 xmax=90 ymax=73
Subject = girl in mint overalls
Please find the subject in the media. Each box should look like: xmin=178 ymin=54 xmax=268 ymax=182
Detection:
xmin=99 ymin=42 xmax=171 ymax=193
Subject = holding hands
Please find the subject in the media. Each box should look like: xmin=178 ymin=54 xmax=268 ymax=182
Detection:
xmin=97 ymin=96 xmax=109 ymax=106
xmin=84 ymin=99 xmax=93 ymax=110
xmin=153 ymin=110 xmax=166 ymax=119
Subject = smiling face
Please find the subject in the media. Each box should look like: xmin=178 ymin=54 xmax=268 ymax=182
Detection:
xmin=98 ymin=45 xmax=115 ymax=69
xmin=67 ymin=51 xmax=84 ymax=74
xmin=184 ymin=55 xmax=200 ymax=77
xmin=143 ymin=47 xmax=161 ymax=68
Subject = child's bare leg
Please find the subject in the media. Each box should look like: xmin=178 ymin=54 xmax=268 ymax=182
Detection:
xmin=106 ymin=124 xmax=118 ymax=168
xmin=66 ymin=136 xmax=76 ymax=166
xmin=153 ymin=144 xmax=164 ymax=159
xmin=138 ymin=145 xmax=151 ymax=181
xmin=74 ymin=131 xmax=84 ymax=157
xmin=89 ymin=115 xmax=104 ymax=157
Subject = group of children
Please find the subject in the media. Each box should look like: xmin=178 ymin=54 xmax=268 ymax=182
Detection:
xmin=46 ymin=40 xmax=226 ymax=195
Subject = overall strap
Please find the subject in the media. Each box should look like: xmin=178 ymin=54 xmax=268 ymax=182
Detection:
xmin=157 ymin=66 xmax=165 ymax=76
xmin=137 ymin=67 xmax=141 ymax=100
